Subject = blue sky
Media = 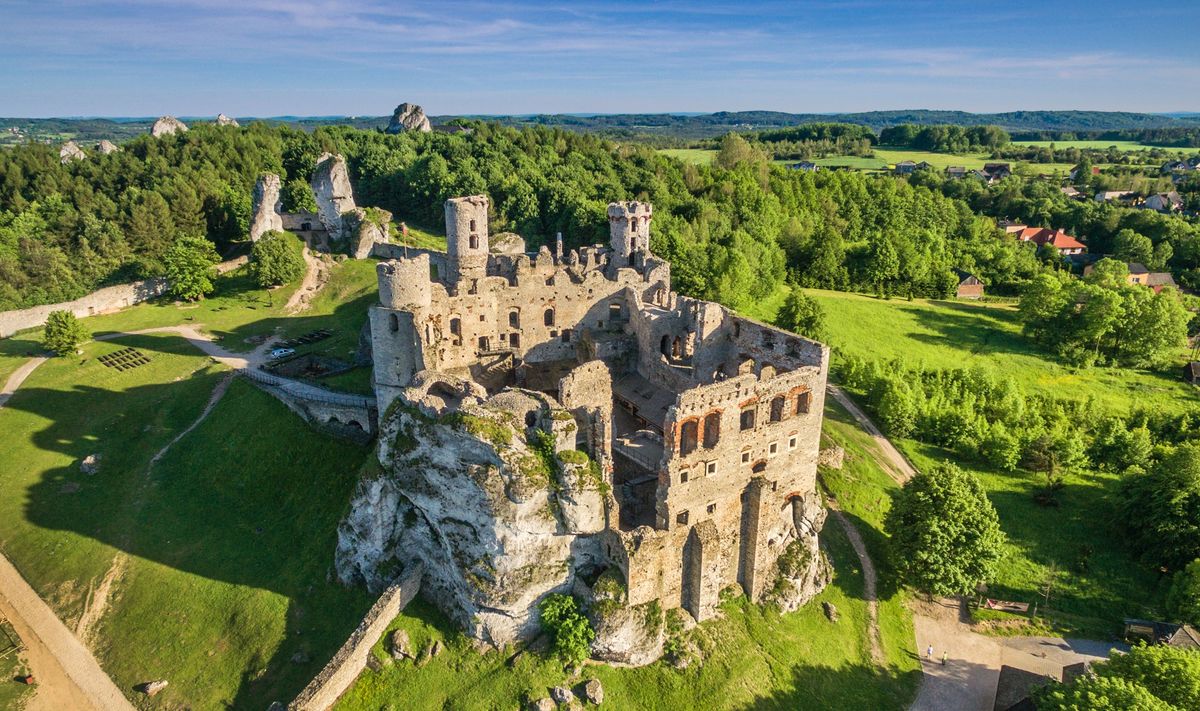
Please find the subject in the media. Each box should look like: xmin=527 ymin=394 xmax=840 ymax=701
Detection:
xmin=2 ymin=0 xmax=1198 ymax=117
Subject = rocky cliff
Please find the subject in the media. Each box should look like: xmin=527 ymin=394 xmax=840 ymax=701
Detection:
xmin=96 ymin=140 xmax=119 ymax=155
xmin=215 ymin=113 xmax=239 ymax=127
xmin=386 ymin=103 xmax=432 ymax=133
xmin=336 ymin=388 xmax=607 ymax=644
xmin=59 ymin=141 xmax=85 ymax=164
xmin=311 ymin=153 xmax=357 ymax=241
xmin=249 ymin=173 xmax=284 ymax=241
xmin=151 ymin=116 xmax=188 ymax=137
xmin=343 ymin=207 xmax=393 ymax=259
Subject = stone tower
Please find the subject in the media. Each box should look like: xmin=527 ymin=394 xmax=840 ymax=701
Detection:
xmin=608 ymin=201 xmax=653 ymax=267
xmin=371 ymin=256 xmax=433 ymax=413
xmin=445 ymin=195 xmax=489 ymax=287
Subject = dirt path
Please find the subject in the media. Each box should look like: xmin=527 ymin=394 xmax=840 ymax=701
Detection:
xmin=284 ymin=247 xmax=331 ymax=314
xmin=0 ymin=556 xmax=134 ymax=711
xmin=827 ymin=384 xmax=917 ymax=483
xmin=0 ymin=355 xmax=49 ymax=409
xmin=73 ymin=554 xmax=128 ymax=648
xmin=826 ymin=502 xmax=884 ymax=665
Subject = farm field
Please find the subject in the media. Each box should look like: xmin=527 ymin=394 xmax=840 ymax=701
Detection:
xmin=660 ymin=147 xmax=1078 ymax=175
xmin=658 ymin=148 xmax=716 ymax=165
xmin=747 ymin=285 xmax=1197 ymax=638
xmin=1011 ymin=139 xmax=1187 ymax=151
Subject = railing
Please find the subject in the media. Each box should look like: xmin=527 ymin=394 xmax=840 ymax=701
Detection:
xmin=240 ymin=368 xmax=376 ymax=409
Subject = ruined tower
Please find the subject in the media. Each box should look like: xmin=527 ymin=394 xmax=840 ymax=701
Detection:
xmin=370 ymin=256 xmax=432 ymax=413
xmin=608 ymin=201 xmax=653 ymax=267
xmin=445 ymin=195 xmax=490 ymax=288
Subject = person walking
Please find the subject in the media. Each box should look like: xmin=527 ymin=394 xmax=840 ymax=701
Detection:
xmin=926 ymin=644 xmax=933 ymax=660
xmin=941 ymin=651 xmax=948 ymax=666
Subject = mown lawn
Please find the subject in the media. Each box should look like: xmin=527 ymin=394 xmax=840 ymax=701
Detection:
xmin=339 ymin=509 xmax=920 ymax=711
xmin=750 ymin=285 xmax=1198 ymax=639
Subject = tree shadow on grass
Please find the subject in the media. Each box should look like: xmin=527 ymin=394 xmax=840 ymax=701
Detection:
xmin=898 ymin=303 xmax=1033 ymax=360
xmin=734 ymin=661 xmax=923 ymax=711
xmin=5 ymin=365 xmax=374 ymax=709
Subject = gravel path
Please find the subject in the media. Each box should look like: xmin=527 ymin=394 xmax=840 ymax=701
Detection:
xmin=827 ymin=384 xmax=916 ymax=483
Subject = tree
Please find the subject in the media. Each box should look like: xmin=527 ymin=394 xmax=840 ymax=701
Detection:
xmin=41 ymin=310 xmax=87 ymax=356
xmin=714 ymin=133 xmax=766 ymax=170
xmin=1167 ymin=559 xmax=1200 ymax=627
xmin=537 ymin=594 xmax=594 ymax=665
xmin=163 ymin=235 xmax=220 ymax=301
xmin=282 ymin=178 xmax=318 ymax=214
xmin=1114 ymin=228 xmax=1154 ymax=266
xmin=1119 ymin=443 xmax=1200 ymax=570
xmin=865 ymin=236 xmax=899 ymax=296
xmin=884 ymin=463 xmax=1006 ymax=596
xmin=1035 ymin=644 xmax=1200 ymax=711
xmin=777 ymin=289 xmax=827 ymax=342
xmin=249 ymin=231 xmax=305 ymax=287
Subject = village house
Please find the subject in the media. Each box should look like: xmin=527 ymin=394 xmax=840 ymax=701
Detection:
xmin=944 ymin=165 xmax=967 ymax=178
xmin=1010 ymin=226 xmax=1087 ymax=256
xmin=1082 ymin=261 xmax=1178 ymax=293
xmin=786 ymin=161 xmax=819 ymax=172
xmin=953 ymin=269 xmax=984 ymax=299
xmin=1143 ymin=191 xmax=1183 ymax=213
xmin=1094 ymin=190 xmax=1138 ymax=204
xmin=893 ymin=160 xmax=916 ymax=174
xmin=1060 ymin=185 xmax=1085 ymax=200
xmin=981 ymin=162 xmax=1011 ymax=182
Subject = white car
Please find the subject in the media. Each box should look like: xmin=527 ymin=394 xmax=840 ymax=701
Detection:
xmin=269 ymin=347 xmax=296 ymax=360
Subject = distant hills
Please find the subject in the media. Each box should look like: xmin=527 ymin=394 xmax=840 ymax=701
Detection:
xmin=3 ymin=109 xmax=1200 ymax=144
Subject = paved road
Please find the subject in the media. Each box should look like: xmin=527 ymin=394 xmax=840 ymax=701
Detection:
xmin=0 ymin=556 xmax=135 ymax=711
xmin=910 ymin=597 xmax=1118 ymax=711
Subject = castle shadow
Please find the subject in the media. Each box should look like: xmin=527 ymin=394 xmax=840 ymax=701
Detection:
xmin=734 ymin=661 xmax=923 ymax=710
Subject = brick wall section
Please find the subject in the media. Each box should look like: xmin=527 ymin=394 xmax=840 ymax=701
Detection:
xmin=0 ymin=256 xmax=248 ymax=338
xmin=290 ymin=563 xmax=423 ymax=711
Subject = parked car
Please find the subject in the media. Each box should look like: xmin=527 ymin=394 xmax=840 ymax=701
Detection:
xmin=269 ymin=347 xmax=296 ymax=360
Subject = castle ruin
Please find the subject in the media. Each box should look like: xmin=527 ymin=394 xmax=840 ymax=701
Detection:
xmin=338 ymin=195 xmax=830 ymax=660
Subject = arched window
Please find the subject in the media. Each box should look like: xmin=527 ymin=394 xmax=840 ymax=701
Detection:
xmin=679 ymin=419 xmax=699 ymax=457
xmin=661 ymin=334 xmax=672 ymax=358
xmin=508 ymin=310 xmax=519 ymax=328
xmin=752 ymin=460 xmax=767 ymax=474
xmin=469 ymin=234 xmax=479 ymax=249
xmin=389 ymin=313 xmax=399 ymax=333
xmin=469 ymin=219 xmax=476 ymax=231
xmin=703 ymin=412 xmax=721 ymax=448
xmin=770 ymin=396 xmax=786 ymax=423
xmin=544 ymin=308 xmax=555 ymax=326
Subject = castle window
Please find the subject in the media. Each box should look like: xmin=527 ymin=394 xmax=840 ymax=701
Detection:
xmin=469 ymin=234 xmax=479 ymax=249
xmin=509 ymin=333 xmax=520 ymax=348
xmin=769 ymin=442 xmax=778 ymax=457
xmin=469 ymin=219 xmax=476 ymax=231
xmin=449 ymin=318 xmax=461 ymax=336
xmin=630 ymin=217 xmax=638 ymax=233
xmin=703 ymin=412 xmax=720 ymax=448
xmin=789 ymin=436 xmax=797 ymax=450
xmin=561 ymin=329 xmax=572 ymax=343
xmin=679 ymin=419 xmax=699 ymax=457
xmin=478 ymin=336 xmax=489 ymax=351
xmin=672 ymin=337 xmax=681 ymax=359
xmin=680 ymin=469 xmax=689 ymax=484
xmin=389 ymin=313 xmax=399 ymax=333
xmin=509 ymin=310 xmax=519 ymax=328
xmin=770 ymin=396 xmax=786 ymax=423
xmin=676 ymin=510 xmax=689 ymax=526
xmin=661 ymin=335 xmax=672 ymax=359
xmin=741 ymin=451 xmax=750 ymax=464
xmin=545 ymin=276 xmax=554 ymax=286
xmin=549 ymin=329 xmax=558 ymax=338
xmin=740 ymin=407 xmax=755 ymax=431
xmin=544 ymin=308 xmax=555 ymax=326
xmin=752 ymin=460 xmax=767 ymax=474
xmin=706 ymin=503 xmax=716 ymax=515
xmin=479 ymin=314 xmax=486 ymax=322
xmin=795 ymin=391 xmax=811 ymax=415
xmin=609 ymin=302 xmax=621 ymax=321
xmin=706 ymin=461 xmax=718 ymax=476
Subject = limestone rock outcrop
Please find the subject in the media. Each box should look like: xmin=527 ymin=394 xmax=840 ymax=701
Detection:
xmin=215 ymin=113 xmax=239 ymax=127
xmin=335 ymin=391 xmax=608 ymax=645
xmin=249 ymin=173 xmax=284 ymax=241
xmin=490 ymin=232 xmax=526 ymax=255
xmin=59 ymin=141 xmax=85 ymax=164
xmin=386 ymin=103 xmax=432 ymax=134
xmin=772 ymin=496 xmax=832 ymax=613
xmin=311 ymin=153 xmax=357 ymax=241
xmin=343 ymin=207 xmax=392 ymax=259
xmin=151 ymin=116 xmax=188 ymax=137
xmin=96 ymin=139 xmax=119 ymax=155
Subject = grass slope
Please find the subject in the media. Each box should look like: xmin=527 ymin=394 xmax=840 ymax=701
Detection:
xmin=751 ymin=285 xmax=1199 ymax=637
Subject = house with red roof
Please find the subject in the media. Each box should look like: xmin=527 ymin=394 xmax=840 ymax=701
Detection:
xmin=1011 ymin=226 xmax=1087 ymax=256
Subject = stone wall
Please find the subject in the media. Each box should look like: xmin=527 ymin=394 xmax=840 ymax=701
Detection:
xmin=289 ymin=564 xmax=423 ymax=711
xmin=0 ymin=256 xmax=248 ymax=339
xmin=241 ymin=369 xmax=378 ymax=443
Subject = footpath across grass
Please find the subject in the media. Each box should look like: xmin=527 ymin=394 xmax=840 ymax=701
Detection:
xmin=339 ymin=511 xmax=920 ymax=711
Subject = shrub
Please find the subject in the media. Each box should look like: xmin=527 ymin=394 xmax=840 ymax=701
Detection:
xmin=41 ymin=310 xmax=88 ymax=356
xmin=537 ymin=594 xmax=594 ymax=665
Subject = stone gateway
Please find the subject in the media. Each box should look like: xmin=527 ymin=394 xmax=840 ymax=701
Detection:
xmin=336 ymin=195 xmax=830 ymax=663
